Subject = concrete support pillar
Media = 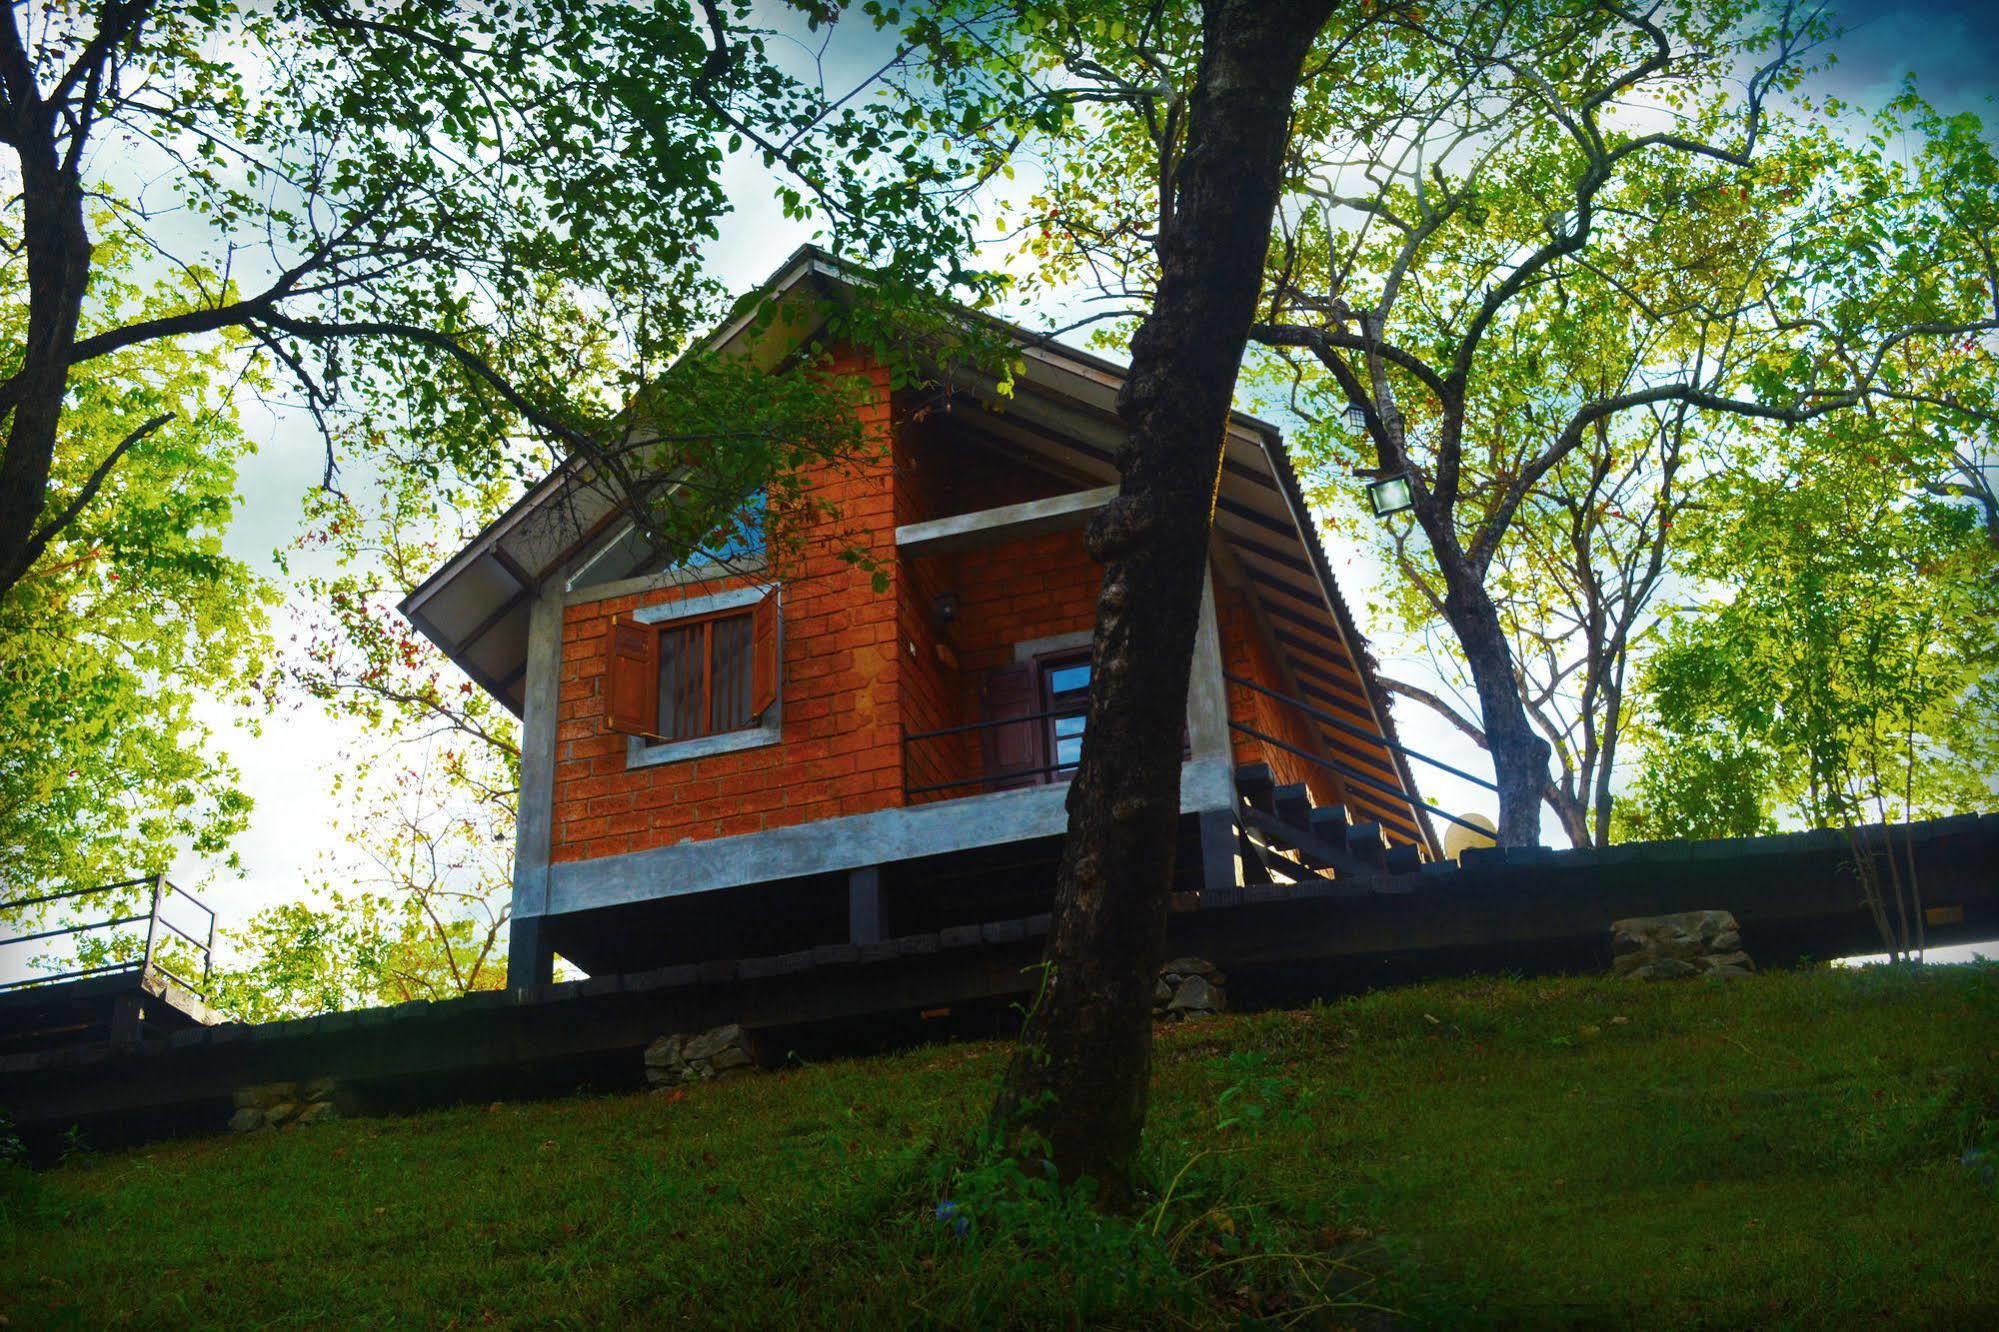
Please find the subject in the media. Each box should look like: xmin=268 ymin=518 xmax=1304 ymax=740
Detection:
xmin=507 ymin=915 xmax=555 ymax=989
xmin=848 ymin=866 xmax=884 ymax=946
xmin=1197 ymin=808 xmax=1242 ymax=907
xmin=1183 ymin=564 xmax=1230 ymax=762
xmin=109 ymin=991 xmax=146 ymax=1051
xmin=508 ymin=589 xmax=563 ymax=990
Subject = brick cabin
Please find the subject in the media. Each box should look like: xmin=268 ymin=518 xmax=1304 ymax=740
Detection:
xmin=402 ymin=249 xmax=1435 ymax=986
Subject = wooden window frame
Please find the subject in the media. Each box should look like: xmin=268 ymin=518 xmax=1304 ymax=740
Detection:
xmin=1027 ymin=646 xmax=1187 ymax=783
xmin=606 ymin=586 xmax=782 ymax=767
xmin=1037 ymin=649 xmax=1093 ymax=783
xmin=654 ymin=605 xmax=757 ymax=744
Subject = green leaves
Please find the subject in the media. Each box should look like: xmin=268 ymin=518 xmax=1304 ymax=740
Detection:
xmin=0 ymin=231 xmax=272 ymax=902
xmin=1629 ymin=423 xmax=1998 ymax=832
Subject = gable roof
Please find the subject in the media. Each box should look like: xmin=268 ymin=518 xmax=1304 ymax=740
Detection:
xmin=401 ymin=245 xmax=1437 ymax=851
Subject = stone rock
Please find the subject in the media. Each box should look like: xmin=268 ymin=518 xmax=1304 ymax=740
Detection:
xmin=227 ymin=1106 xmax=267 ymax=1134
xmin=1651 ymin=932 xmax=1708 ymax=962
xmin=682 ymin=1023 xmax=742 ymax=1065
xmin=1153 ymin=979 xmax=1174 ymax=1005
xmin=1612 ymin=909 xmax=1737 ymax=947
xmin=1699 ymin=951 xmax=1756 ymax=974
xmin=300 ymin=1075 xmax=339 ymax=1102
xmin=233 ymin=1081 xmax=299 ymax=1110
xmin=644 ymin=1022 xmax=757 ymax=1087
xmin=1704 ymin=964 xmax=1755 ymax=981
xmin=1610 ymin=911 xmax=1752 ymax=982
xmin=1167 ymin=974 xmax=1222 ymax=1014
xmin=294 ymin=1100 xmax=340 ymax=1126
xmin=264 ymin=1100 xmax=301 ymax=1126
xmin=1160 ymin=957 xmax=1216 ymax=977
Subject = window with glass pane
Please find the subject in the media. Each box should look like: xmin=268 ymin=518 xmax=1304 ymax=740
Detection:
xmin=1042 ymin=655 xmax=1091 ymax=778
xmin=655 ymin=611 xmax=758 ymax=742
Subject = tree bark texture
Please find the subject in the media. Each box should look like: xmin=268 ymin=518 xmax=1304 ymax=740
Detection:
xmin=0 ymin=81 xmax=93 ymax=595
xmin=1436 ymin=564 xmax=1550 ymax=848
xmin=990 ymin=0 xmax=1333 ymax=1206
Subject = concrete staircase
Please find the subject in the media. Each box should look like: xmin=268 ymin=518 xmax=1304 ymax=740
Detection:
xmin=1233 ymin=762 xmax=1424 ymax=885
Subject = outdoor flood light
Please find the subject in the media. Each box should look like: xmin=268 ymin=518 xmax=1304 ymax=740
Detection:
xmin=1366 ymin=472 xmax=1415 ymax=517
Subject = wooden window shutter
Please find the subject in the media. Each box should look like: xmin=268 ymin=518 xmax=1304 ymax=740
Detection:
xmin=606 ymin=617 xmax=659 ymax=737
xmin=749 ymin=589 xmax=780 ymax=719
xmin=981 ymin=662 xmax=1043 ymax=791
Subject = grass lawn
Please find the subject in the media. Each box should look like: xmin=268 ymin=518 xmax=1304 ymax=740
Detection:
xmin=3 ymin=964 xmax=1995 ymax=1328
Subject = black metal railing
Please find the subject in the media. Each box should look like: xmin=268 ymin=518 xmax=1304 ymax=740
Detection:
xmin=0 ymin=875 xmax=217 ymax=997
xmin=1223 ymin=671 xmax=1496 ymax=837
xmin=902 ymin=707 xmax=1082 ymax=797
xmin=899 ymin=675 xmax=1492 ymax=840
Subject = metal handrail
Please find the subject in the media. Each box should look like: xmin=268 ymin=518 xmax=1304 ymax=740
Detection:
xmin=0 ymin=876 xmax=159 ymax=916
xmin=903 ymin=704 xmax=1091 ymax=797
xmin=906 ymin=759 xmax=1079 ymax=797
xmin=1224 ymin=671 xmax=1498 ymax=792
xmin=902 ymin=706 xmax=1083 ymax=744
xmin=900 ymin=676 xmax=1487 ymax=841
xmin=1229 ymin=719 xmax=1492 ymax=837
xmin=0 ymin=873 xmax=217 ymax=997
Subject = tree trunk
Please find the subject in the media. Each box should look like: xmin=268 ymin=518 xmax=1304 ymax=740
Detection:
xmin=989 ymin=0 xmax=1332 ymax=1207
xmin=0 ymin=102 xmax=93 ymax=596
xmin=1436 ymin=556 xmax=1550 ymax=848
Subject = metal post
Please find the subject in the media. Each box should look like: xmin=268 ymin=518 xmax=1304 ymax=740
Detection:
xmin=203 ymin=899 xmax=216 ymax=991
xmin=141 ymin=874 xmax=164 ymax=977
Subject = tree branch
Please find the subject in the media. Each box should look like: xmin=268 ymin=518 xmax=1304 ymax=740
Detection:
xmin=8 ymin=413 xmax=172 ymax=583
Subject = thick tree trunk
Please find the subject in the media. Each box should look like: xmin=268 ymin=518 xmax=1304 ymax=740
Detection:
xmin=990 ymin=0 xmax=1332 ymax=1207
xmin=1439 ymin=569 xmax=1549 ymax=847
xmin=0 ymin=107 xmax=93 ymax=596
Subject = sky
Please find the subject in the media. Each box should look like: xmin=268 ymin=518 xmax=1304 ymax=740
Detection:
xmin=15 ymin=0 xmax=1991 ymax=979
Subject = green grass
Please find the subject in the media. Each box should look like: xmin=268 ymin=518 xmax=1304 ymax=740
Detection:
xmin=4 ymin=965 xmax=1996 ymax=1329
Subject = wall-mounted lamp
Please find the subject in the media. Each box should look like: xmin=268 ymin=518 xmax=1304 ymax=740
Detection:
xmin=930 ymin=590 xmax=961 ymax=624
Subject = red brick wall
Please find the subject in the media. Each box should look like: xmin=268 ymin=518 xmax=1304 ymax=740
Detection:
xmin=1218 ymin=581 xmax=1345 ymax=809
xmin=898 ymin=416 xmax=1073 ymax=521
xmin=551 ymin=357 xmax=1366 ymax=857
xmin=894 ymin=422 xmax=968 ymax=798
xmin=549 ymin=354 xmax=905 ymax=863
xmin=904 ymin=527 xmax=1103 ymax=801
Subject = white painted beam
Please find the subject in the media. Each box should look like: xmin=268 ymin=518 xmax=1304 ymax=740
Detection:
xmin=894 ymin=485 xmax=1117 ymax=558
xmin=545 ymin=755 xmax=1235 ymax=916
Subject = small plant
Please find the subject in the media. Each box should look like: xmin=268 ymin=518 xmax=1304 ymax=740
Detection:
xmin=922 ymin=1135 xmax=1192 ymax=1324
xmin=55 ymin=1125 xmax=94 ymax=1170
xmin=1213 ymin=1050 xmax=1315 ymax=1134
